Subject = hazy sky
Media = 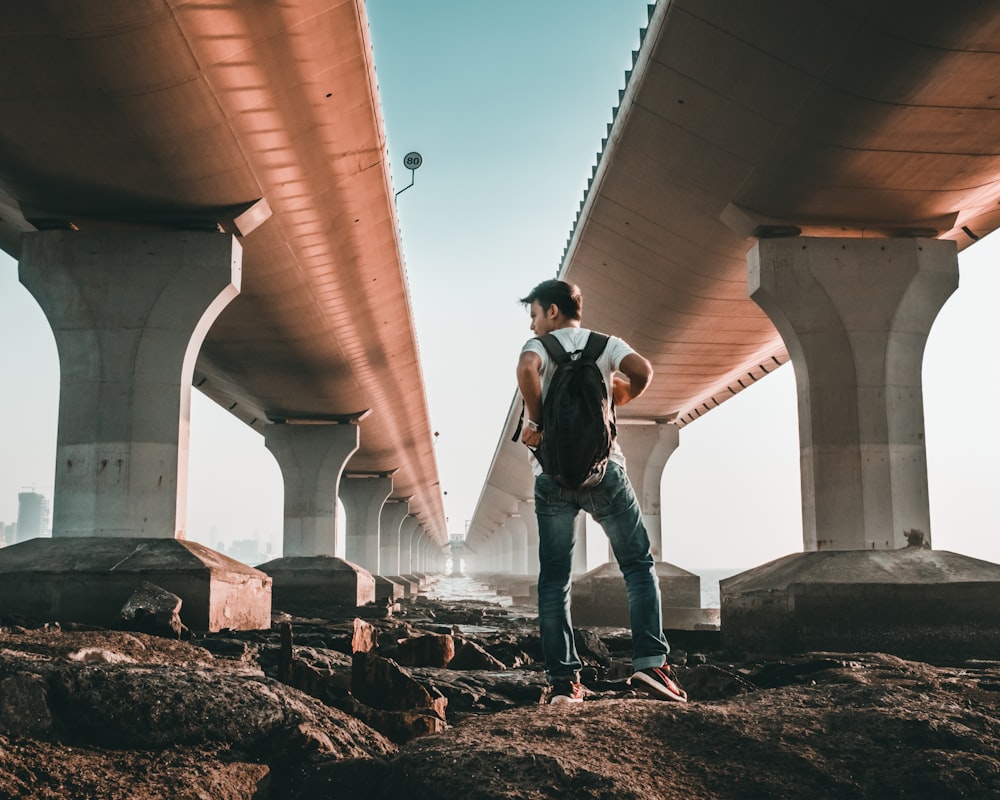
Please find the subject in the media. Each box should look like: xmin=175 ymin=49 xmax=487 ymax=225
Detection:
xmin=1 ymin=1 xmax=997 ymax=570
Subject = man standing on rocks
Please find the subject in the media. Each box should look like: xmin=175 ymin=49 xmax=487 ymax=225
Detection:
xmin=515 ymin=279 xmax=687 ymax=705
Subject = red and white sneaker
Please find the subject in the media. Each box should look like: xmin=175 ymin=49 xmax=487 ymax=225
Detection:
xmin=629 ymin=666 xmax=688 ymax=702
xmin=546 ymin=679 xmax=585 ymax=704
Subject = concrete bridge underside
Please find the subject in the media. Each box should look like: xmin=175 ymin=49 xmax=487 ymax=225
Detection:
xmin=466 ymin=0 xmax=1000 ymax=658
xmin=0 ymin=0 xmax=448 ymax=627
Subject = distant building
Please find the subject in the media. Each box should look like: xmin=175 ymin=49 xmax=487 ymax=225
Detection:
xmin=0 ymin=522 xmax=13 ymax=547
xmin=16 ymin=491 xmax=50 ymax=543
xmin=220 ymin=538 xmax=273 ymax=566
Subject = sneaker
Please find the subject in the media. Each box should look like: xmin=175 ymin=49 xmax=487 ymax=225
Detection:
xmin=546 ymin=679 xmax=585 ymax=704
xmin=629 ymin=666 xmax=688 ymax=702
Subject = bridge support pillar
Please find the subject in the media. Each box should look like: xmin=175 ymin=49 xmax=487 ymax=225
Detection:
xmin=2 ymin=230 xmax=270 ymax=631
xmin=399 ymin=516 xmax=420 ymax=574
xmin=573 ymin=421 xmax=710 ymax=628
xmin=572 ymin=513 xmax=588 ymax=575
xmin=257 ymin=423 xmax=370 ymax=614
xmin=617 ymin=421 xmax=679 ymax=561
xmin=519 ymin=499 xmax=540 ymax=576
xmin=721 ymin=236 xmax=1000 ymax=659
xmin=377 ymin=499 xmax=410 ymax=603
xmin=341 ymin=474 xmax=392 ymax=574
xmin=264 ymin=423 xmax=358 ymax=557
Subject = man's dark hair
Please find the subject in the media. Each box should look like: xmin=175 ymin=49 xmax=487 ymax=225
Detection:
xmin=519 ymin=279 xmax=582 ymax=320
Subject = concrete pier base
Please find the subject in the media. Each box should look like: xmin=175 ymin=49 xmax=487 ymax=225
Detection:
xmin=388 ymin=575 xmax=419 ymax=597
xmin=0 ymin=538 xmax=271 ymax=631
xmin=258 ymin=556 xmax=375 ymax=615
xmin=571 ymin=561 xmax=717 ymax=630
xmin=720 ymin=549 xmax=1000 ymax=661
xmin=375 ymin=576 xmax=405 ymax=604
xmin=491 ymin=575 xmax=536 ymax=604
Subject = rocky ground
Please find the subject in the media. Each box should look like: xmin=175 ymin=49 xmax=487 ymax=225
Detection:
xmin=1 ymin=579 xmax=999 ymax=799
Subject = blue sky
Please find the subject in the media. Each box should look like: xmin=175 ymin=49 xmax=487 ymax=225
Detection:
xmin=1 ymin=1 xmax=998 ymax=570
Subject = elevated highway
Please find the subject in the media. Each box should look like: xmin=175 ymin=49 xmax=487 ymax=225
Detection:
xmin=0 ymin=1 xmax=446 ymax=548
xmin=467 ymin=0 xmax=1000 ymax=556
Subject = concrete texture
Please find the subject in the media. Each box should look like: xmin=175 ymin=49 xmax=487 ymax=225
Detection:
xmin=258 ymin=555 xmax=375 ymax=614
xmin=341 ymin=475 xmax=392 ymax=573
xmin=265 ymin=423 xmax=359 ymax=557
xmin=720 ymin=549 xmax=1000 ymax=660
xmin=378 ymin=501 xmax=410 ymax=576
xmin=0 ymin=537 xmax=271 ymax=631
xmin=570 ymin=561 xmax=706 ymax=629
xmin=19 ymin=230 xmax=241 ymax=540
xmin=749 ymin=237 xmax=958 ymax=551
xmin=617 ymin=421 xmax=680 ymax=561
xmin=374 ymin=576 xmax=405 ymax=605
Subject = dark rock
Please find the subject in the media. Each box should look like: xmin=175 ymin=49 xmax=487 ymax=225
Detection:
xmin=574 ymin=628 xmax=611 ymax=666
xmin=333 ymin=694 xmax=447 ymax=744
xmin=0 ymin=673 xmax=53 ymax=736
xmin=484 ymin=641 xmax=532 ymax=669
xmin=352 ymin=652 xmax=448 ymax=718
xmin=352 ymin=618 xmax=378 ymax=654
xmin=119 ymin=581 xmax=188 ymax=640
xmin=196 ymin=637 xmax=258 ymax=663
xmin=278 ymin=620 xmax=294 ymax=683
xmin=449 ymin=640 xmax=507 ymax=671
xmin=395 ymin=633 xmax=455 ymax=668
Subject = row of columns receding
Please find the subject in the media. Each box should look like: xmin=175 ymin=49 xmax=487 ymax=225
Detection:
xmin=17 ymin=229 xmax=442 ymax=575
xmin=467 ymin=236 xmax=960 ymax=573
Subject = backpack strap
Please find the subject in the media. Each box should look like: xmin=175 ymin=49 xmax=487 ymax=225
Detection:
xmin=537 ymin=333 xmax=571 ymax=364
xmin=584 ymin=332 xmax=617 ymax=436
xmin=581 ymin=332 xmax=609 ymax=361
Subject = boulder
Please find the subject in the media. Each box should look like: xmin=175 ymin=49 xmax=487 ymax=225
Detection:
xmin=395 ymin=634 xmax=455 ymax=668
xmin=119 ymin=581 xmax=188 ymax=639
xmin=449 ymin=640 xmax=507 ymax=671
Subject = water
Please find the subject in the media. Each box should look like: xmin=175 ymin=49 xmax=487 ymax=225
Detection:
xmin=427 ymin=567 xmax=749 ymax=609
xmin=425 ymin=573 xmax=513 ymax=606
xmin=695 ymin=567 xmax=748 ymax=608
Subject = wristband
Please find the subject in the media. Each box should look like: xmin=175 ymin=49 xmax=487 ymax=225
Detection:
xmin=525 ymin=419 xmax=542 ymax=432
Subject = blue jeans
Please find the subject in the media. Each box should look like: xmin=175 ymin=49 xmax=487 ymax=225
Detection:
xmin=534 ymin=460 xmax=669 ymax=681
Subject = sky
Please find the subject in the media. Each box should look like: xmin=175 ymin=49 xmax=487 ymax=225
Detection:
xmin=0 ymin=1 xmax=998 ymax=572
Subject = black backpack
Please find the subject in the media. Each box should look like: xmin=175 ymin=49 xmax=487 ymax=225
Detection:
xmin=528 ymin=331 xmax=616 ymax=489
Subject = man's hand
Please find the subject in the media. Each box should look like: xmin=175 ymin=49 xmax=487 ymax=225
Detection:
xmin=612 ymin=375 xmax=631 ymax=406
xmin=521 ymin=426 xmax=542 ymax=448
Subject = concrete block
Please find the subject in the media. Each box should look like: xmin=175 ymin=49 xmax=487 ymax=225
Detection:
xmin=0 ymin=538 xmax=271 ymax=631
xmin=721 ymin=549 xmax=1000 ymax=660
xmin=570 ymin=561 xmax=704 ymax=629
xmin=375 ymin=576 xmax=405 ymax=604
xmin=258 ymin=555 xmax=375 ymax=614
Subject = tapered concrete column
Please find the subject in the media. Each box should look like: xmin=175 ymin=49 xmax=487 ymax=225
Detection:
xmin=749 ymin=237 xmax=958 ymax=551
xmin=264 ymin=423 xmax=358 ymax=557
xmin=518 ymin=500 xmax=540 ymax=574
xmin=379 ymin=500 xmax=409 ymax=575
xmin=399 ymin=515 xmax=420 ymax=573
xmin=19 ymin=230 xmax=241 ymax=538
xmin=617 ymin=421 xmax=680 ymax=560
xmin=414 ymin=527 xmax=428 ymax=572
xmin=497 ymin=523 xmax=513 ymax=573
xmin=340 ymin=475 xmax=392 ymax=572
xmin=505 ymin=515 xmax=528 ymax=575
xmin=573 ymin=513 xmax=588 ymax=574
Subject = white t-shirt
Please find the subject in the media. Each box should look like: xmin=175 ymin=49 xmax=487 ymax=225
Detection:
xmin=520 ymin=327 xmax=633 ymax=477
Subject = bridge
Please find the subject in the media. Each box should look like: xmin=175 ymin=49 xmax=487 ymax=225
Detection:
xmin=0 ymin=0 xmax=447 ymax=627
xmin=462 ymin=0 xmax=1000 ymax=657
xmin=0 ymin=0 xmax=998 ymax=653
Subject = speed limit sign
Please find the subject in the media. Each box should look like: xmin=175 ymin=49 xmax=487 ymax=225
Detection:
xmin=403 ymin=151 xmax=423 ymax=170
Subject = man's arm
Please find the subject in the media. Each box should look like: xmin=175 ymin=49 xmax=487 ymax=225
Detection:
xmin=516 ymin=350 xmax=544 ymax=447
xmin=613 ymin=352 xmax=653 ymax=406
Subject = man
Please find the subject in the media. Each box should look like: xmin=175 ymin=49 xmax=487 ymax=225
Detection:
xmin=516 ymin=279 xmax=687 ymax=704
